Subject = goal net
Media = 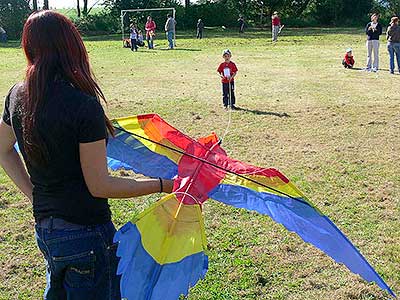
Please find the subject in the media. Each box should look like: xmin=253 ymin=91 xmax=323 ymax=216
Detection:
xmin=120 ymin=8 xmax=176 ymax=48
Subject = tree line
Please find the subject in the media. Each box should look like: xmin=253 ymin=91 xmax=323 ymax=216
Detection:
xmin=1 ymin=0 xmax=400 ymax=39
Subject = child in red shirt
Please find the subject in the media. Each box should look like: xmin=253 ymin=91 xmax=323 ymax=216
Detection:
xmin=272 ymin=12 xmax=281 ymax=42
xmin=342 ymin=48 xmax=355 ymax=68
xmin=217 ymin=49 xmax=238 ymax=110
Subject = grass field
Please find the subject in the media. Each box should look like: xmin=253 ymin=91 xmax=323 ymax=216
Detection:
xmin=0 ymin=28 xmax=399 ymax=300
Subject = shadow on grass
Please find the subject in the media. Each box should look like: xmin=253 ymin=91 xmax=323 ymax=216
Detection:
xmin=80 ymin=27 xmax=365 ymax=43
xmin=236 ymin=107 xmax=290 ymax=117
xmin=351 ymin=67 xmax=395 ymax=72
xmin=0 ymin=41 xmax=21 ymax=49
xmin=158 ymin=48 xmax=201 ymax=52
xmin=175 ymin=27 xmax=365 ymax=40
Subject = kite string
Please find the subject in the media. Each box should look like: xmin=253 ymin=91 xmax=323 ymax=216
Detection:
xmin=221 ymin=80 xmax=233 ymax=142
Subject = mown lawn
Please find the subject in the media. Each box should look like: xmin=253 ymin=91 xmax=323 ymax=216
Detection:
xmin=0 ymin=28 xmax=399 ymax=300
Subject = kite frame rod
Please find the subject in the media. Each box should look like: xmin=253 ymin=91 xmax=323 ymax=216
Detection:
xmin=113 ymin=126 xmax=310 ymax=204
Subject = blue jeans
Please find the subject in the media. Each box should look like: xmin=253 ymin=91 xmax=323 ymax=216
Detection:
xmin=222 ymin=81 xmax=235 ymax=107
xmin=167 ymin=31 xmax=174 ymax=49
xmin=387 ymin=42 xmax=400 ymax=73
xmin=35 ymin=220 xmax=120 ymax=300
xmin=146 ymin=35 xmax=154 ymax=49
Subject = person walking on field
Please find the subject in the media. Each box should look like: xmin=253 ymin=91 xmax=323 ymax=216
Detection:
xmin=0 ymin=11 xmax=174 ymax=300
xmin=238 ymin=15 xmax=245 ymax=33
xmin=365 ymin=13 xmax=382 ymax=72
xmin=272 ymin=11 xmax=281 ymax=42
xmin=165 ymin=14 xmax=176 ymax=49
xmin=197 ymin=19 xmax=204 ymax=39
xmin=145 ymin=16 xmax=156 ymax=49
xmin=386 ymin=16 xmax=400 ymax=74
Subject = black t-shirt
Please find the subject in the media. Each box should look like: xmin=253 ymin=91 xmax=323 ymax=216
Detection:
xmin=2 ymin=81 xmax=111 ymax=225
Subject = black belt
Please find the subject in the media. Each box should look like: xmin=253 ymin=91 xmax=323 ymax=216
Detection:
xmin=36 ymin=217 xmax=88 ymax=230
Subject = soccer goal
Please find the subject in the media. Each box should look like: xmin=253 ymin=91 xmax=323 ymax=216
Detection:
xmin=120 ymin=8 xmax=176 ymax=48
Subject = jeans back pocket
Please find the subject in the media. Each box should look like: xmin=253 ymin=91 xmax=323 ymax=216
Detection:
xmin=53 ymin=250 xmax=96 ymax=289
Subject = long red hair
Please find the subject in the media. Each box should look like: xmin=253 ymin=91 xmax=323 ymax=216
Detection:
xmin=21 ymin=10 xmax=113 ymax=164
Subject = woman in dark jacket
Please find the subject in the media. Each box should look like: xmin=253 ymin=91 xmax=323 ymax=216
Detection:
xmin=365 ymin=13 xmax=383 ymax=72
xmin=0 ymin=11 xmax=173 ymax=300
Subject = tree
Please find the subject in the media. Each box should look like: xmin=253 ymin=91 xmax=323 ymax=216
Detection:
xmin=77 ymin=0 xmax=81 ymax=17
xmin=0 ymin=0 xmax=31 ymax=38
xmin=83 ymin=0 xmax=88 ymax=15
xmin=381 ymin=0 xmax=400 ymax=15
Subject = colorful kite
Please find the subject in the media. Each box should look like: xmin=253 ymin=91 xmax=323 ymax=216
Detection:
xmin=107 ymin=114 xmax=396 ymax=299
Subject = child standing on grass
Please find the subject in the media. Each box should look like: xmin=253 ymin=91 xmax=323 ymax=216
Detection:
xmin=271 ymin=11 xmax=281 ymax=42
xmin=137 ymin=30 xmax=145 ymax=47
xmin=130 ymin=23 xmax=138 ymax=52
xmin=217 ymin=49 xmax=238 ymax=110
xmin=342 ymin=48 xmax=355 ymax=68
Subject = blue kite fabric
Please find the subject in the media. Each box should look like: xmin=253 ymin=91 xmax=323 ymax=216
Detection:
xmin=107 ymin=114 xmax=396 ymax=299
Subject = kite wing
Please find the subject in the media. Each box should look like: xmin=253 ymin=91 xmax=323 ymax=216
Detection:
xmin=107 ymin=114 xmax=200 ymax=179
xmin=207 ymin=158 xmax=396 ymax=298
xmin=113 ymin=194 xmax=208 ymax=300
xmin=107 ymin=114 xmax=395 ymax=298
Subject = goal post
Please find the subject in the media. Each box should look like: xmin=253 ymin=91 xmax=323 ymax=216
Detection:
xmin=120 ymin=8 xmax=176 ymax=47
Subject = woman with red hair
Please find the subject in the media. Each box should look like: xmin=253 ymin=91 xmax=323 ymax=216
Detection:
xmin=0 ymin=11 xmax=173 ymax=299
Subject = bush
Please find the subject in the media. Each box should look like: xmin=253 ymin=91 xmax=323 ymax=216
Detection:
xmin=0 ymin=0 xmax=31 ymax=39
xmin=72 ymin=11 xmax=120 ymax=34
xmin=181 ymin=3 xmax=238 ymax=29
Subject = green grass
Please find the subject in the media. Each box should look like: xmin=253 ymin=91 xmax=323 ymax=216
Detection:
xmin=0 ymin=28 xmax=399 ymax=299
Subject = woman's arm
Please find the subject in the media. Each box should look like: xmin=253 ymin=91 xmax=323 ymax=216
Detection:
xmin=80 ymin=139 xmax=173 ymax=199
xmin=365 ymin=23 xmax=371 ymax=34
xmin=0 ymin=120 xmax=33 ymax=201
xmin=377 ymin=23 xmax=383 ymax=35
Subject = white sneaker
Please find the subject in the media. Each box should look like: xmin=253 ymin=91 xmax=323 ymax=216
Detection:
xmin=371 ymin=67 xmax=378 ymax=72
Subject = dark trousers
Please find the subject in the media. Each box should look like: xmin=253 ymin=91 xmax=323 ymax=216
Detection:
xmin=35 ymin=219 xmax=120 ymax=300
xmin=197 ymin=29 xmax=203 ymax=39
xmin=131 ymin=38 xmax=138 ymax=51
xmin=342 ymin=59 xmax=353 ymax=68
xmin=222 ymin=81 xmax=235 ymax=107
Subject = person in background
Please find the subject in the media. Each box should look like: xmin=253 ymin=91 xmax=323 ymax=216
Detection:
xmin=0 ymin=26 xmax=7 ymax=43
xmin=386 ymin=16 xmax=400 ymax=74
xmin=130 ymin=23 xmax=138 ymax=51
xmin=137 ymin=30 xmax=145 ymax=47
xmin=145 ymin=16 xmax=156 ymax=49
xmin=272 ymin=11 xmax=281 ymax=42
xmin=197 ymin=19 xmax=204 ymax=39
xmin=365 ymin=13 xmax=382 ymax=72
xmin=0 ymin=11 xmax=174 ymax=299
xmin=238 ymin=15 xmax=245 ymax=33
xmin=342 ymin=48 xmax=355 ymax=68
xmin=165 ymin=14 xmax=176 ymax=50
xmin=217 ymin=49 xmax=238 ymax=110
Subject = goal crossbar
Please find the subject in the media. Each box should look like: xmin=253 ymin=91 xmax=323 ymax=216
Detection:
xmin=120 ymin=8 xmax=176 ymax=47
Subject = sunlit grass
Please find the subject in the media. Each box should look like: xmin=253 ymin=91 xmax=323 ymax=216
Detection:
xmin=0 ymin=28 xmax=399 ymax=299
